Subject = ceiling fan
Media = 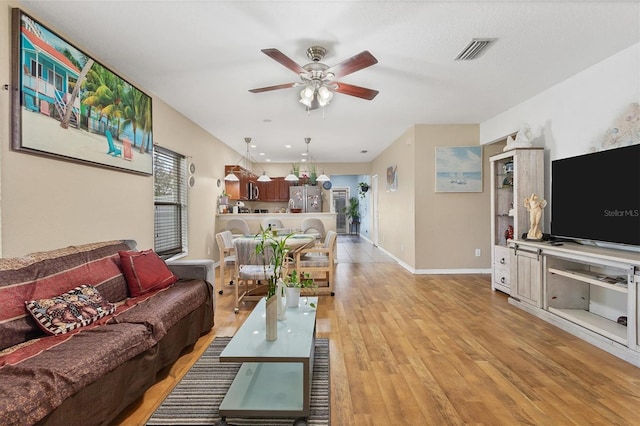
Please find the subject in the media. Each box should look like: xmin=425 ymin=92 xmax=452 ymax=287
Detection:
xmin=249 ymin=46 xmax=379 ymax=110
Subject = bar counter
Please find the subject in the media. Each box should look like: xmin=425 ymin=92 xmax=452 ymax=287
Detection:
xmin=216 ymin=212 xmax=337 ymax=235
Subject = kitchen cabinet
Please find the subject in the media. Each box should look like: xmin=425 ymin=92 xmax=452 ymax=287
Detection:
xmin=224 ymin=165 xmax=258 ymax=201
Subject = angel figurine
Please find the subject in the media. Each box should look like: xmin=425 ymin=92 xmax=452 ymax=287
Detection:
xmin=524 ymin=193 xmax=547 ymax=240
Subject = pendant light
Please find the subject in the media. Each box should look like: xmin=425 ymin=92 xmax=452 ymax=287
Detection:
xmin=257 ymin=171 xmax=272 ymax=182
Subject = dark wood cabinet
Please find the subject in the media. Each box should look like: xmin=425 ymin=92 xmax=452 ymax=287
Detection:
xmin=224 ymin=165 xmax=258 ymax=201
xmin=224 ymin=169 xmax=293 ymax=202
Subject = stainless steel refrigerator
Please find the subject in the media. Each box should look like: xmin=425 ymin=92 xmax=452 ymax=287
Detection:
xmin=289 ymin=185 xmax=322 ymax=213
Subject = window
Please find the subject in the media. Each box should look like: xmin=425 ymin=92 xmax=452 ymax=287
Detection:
xmin=153 ymin=146 xmax=187 ymax=258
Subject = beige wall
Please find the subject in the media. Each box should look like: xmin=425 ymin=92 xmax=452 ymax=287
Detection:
xmin=372 ymin=124 xmax=503 ymax=272
xmin=0 ymin=2 xmax=236 ymax=258
xmin=371 ymin=126 xmax=416 ymax=267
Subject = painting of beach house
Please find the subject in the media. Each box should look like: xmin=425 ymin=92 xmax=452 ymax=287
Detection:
xmin=12 ymin=10 xmax=153 ymax=175
xmin=435 ymin=146 xmax=483 ymax=193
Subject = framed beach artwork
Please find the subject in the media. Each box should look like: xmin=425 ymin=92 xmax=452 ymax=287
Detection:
xmin=10 ymin=9 xmax=153 ymax=175
xmin=435 ymin=146 xmax=483 ymax=193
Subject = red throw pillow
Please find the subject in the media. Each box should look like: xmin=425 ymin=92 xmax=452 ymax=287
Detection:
xmin=118 ymin=249 xmax=177 ymax=297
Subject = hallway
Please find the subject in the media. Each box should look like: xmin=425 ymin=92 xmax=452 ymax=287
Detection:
xmin=336 ymin=234 xmax=395 ymax=264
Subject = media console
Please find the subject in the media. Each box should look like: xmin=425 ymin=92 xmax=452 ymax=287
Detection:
xmin=507 ymin=239 xmax=640 ymax=366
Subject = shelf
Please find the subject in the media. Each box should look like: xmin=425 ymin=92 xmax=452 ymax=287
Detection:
xmin=548 ymin=267 xmax=628 ymax=294
xmin=548 ymin=307 xmax=627 ymax=345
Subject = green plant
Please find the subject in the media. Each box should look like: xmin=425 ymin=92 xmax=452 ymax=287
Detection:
xmin=286 ymin=269 xmax=317 ymax=308
xmin=343 ymin=196 xmax=360 ymax=222
xmin=291 ymin=163 xmax=300 ymax=177
xmin=255 ymin=226 xmax=293 ymax=299
xmin=358 ymin=182 xmax=370 ymax=198
xmin=286 ymin=269 xmax=314 ymax=289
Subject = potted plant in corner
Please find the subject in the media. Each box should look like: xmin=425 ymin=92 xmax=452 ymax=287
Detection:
xmin=343 ymin=196 xmax=360 ymax=224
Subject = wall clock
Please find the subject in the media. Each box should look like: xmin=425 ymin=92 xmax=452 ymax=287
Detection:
xmin=322 ymin=181 xmax=332 ymax=190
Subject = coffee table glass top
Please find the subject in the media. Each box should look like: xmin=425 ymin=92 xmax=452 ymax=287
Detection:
xmin=220 ymin=297 xmax=318 ymax=361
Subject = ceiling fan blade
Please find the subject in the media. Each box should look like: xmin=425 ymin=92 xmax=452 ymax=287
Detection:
xmin=334 ymin=82 xmax=379 ymax=100
xmin=249 ymin=82 xmax=297 ymax=93
xmin=327 ymin=51 xmax=378 ymax=79
xmin=261 ymin=48 xmax=306 ymax=74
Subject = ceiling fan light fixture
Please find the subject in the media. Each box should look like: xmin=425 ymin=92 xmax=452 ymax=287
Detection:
xmin=317 ymin=86 xmax=333 ymax=106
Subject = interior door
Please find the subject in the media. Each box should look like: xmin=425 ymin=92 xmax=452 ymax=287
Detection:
xmin=332 ymin=188 xmax=348 ymax=234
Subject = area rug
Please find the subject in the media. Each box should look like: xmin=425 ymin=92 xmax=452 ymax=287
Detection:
xmin=146 ymin=337 xmax=330 ymax=426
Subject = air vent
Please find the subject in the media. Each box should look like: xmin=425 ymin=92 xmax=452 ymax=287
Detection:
xmin=455 ymin=38 xmax=496 ymax=61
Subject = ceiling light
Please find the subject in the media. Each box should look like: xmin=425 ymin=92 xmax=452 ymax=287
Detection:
xmin=257 ymin=171 xmax=272 ymax=182
xmin=224 ymin=169 xmax=239 ymax=182
xmin=225 ymin=137 xmax=257 ymax=181
xmin=284 ymin=173 xmax=299 ymax=182
xmin=316 ymin=172 xmax=330 ymax=182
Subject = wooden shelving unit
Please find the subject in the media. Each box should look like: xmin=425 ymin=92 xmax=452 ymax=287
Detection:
xmin=489 ymin=148 xmax=544 ymax=294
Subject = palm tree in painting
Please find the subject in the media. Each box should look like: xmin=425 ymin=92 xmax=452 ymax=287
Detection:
xmin=60 ymin=58 xmax=94 ymax=129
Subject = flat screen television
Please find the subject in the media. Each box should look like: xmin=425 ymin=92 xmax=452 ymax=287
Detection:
xmin=551 ymin=144 xmax=640 ymax=248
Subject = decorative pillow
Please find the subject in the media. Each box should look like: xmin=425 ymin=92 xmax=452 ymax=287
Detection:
xmin=118 ymin=249 xmax=177 ymax=297
xmin=25 ymin=285 xmax=116 ymax=335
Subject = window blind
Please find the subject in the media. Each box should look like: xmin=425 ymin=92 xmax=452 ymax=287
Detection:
xmin=153 ymin=146 xmax=187 ymax=257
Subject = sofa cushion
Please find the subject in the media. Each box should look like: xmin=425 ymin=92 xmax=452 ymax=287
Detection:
xmin=25 ymin=285 xmax=116 ymax=335
xmin=119 ymin=249 xmax=177 ymax=297
xmin=0 ymin=240 xmax=132 ymax=351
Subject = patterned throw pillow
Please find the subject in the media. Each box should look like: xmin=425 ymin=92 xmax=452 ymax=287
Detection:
xmin=25 ymin=285 xmax=116 ymax=335
xmin=118 ymin=249 xmax=177 ymax=297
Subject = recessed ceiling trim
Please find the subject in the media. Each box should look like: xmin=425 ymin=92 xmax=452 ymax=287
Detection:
xmin=455 ymin=38 xmax=496 ymax=61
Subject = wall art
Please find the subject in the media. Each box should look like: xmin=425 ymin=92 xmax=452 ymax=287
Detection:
xmin=11 ymin=9 xmax=153 ymax=175
xmin=435 ymin=146 xmax=483 ymax=192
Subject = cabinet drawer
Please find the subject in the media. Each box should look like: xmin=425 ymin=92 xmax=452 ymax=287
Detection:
xmin=494 ymin=246 xmax=511 ymax=267
xmin=493 ymin=263 xmax=510 ymax=286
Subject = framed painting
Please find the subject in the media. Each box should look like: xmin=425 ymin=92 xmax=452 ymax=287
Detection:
xmin=386 ymin=165 xmax=397 ymax=191
xmin=435 ymin=146 xmax=483 ymax=192
xmin=10 ymin=9 xmax=153 ymax=175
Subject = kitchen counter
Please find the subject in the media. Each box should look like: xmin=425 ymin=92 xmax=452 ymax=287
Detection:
xmin=216 ymin=212 xmax=337 ymax=235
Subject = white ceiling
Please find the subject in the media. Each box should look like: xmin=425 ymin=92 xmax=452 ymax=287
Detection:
xmin=18 ymin=1 xmax=640 ymax=163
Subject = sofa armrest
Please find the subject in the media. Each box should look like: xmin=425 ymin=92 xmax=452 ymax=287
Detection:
xmin=166 ymin=259 xmax=215 ymax=286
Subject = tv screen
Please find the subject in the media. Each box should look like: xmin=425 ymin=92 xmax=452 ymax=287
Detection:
xmin=551 ymin=144 xmax=640 ymax=247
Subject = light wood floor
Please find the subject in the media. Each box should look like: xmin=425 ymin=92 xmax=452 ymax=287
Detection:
xmin=113 ymin=240 xmax=640 ymax=425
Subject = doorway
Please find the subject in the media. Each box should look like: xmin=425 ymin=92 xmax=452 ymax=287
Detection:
xmin=332 ymin=188 xmax=349 ymax=234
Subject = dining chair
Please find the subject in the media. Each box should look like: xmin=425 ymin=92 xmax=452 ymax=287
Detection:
xmin=301 ymin=217 xmax=326 ymax=241
xmin=226 ymin=218 xmax=251 ymax=237
xmin=215 ymin=231 xmax=235 ymax=295
xmin=233 ymin=237 xmax=275 ymax=313
xmin=295 ymin=230 xmax=337 ymax=296
xmin=261 ymin=218 xmax=284 ymax=230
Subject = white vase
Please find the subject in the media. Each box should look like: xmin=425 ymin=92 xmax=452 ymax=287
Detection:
xmin=265 ymin=296 xmax=277 ymax=341
xmin=276 ymin=278 xmax=287 ymax=320
xmin=285 ymin=286 xmax=301 ymax=308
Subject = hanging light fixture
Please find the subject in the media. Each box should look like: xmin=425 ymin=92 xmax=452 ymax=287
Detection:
xmin=316 ymin=171 xmax=330 ymax=182
xmin=284 ymin=171 xmax=299 ymax=182
xmin=225 ymin=137 xmax=268 ymax=181
xmin=298 ymin=137 xmax=330 ymax=183
xmin=257 ymin=171 xmax=272 ymax=182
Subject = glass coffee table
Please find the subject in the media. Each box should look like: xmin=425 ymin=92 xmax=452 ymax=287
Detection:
xmin=218 ymin=296 xmax=318 ymax=421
